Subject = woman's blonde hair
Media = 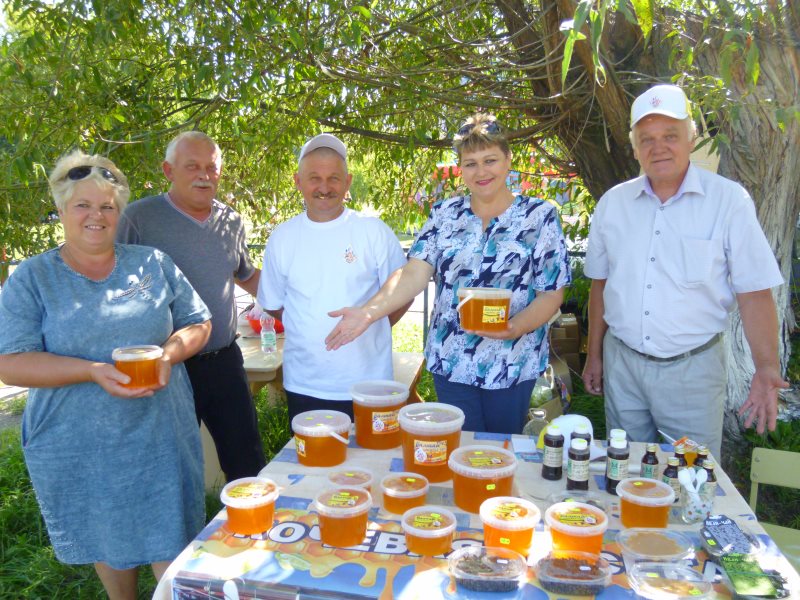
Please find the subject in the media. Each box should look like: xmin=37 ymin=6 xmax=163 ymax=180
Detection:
xmin=452 ymin=113 xmax=510 ymax=158
xmin=49 ymin=150 xmax=130 ymax=212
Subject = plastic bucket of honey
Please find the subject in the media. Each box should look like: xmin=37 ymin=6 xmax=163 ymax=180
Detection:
xmin=328 ymin=466 xmax=374 ymax=493
xmin=380 ymin=472 xmax=429 ymax=514
xmin=220 ymin=477 xmax=280 ymax=535
xmin=456 ymin=287 xmax=512 ymax=332
xmin=545 ymin=501 xmax=608 ymax=555
xmin=401 ymin=505 xmax=457 ymax=556
xmin=314 ymin=487 xmax=372 ymax=548
xmin=448 ymin=445 xmax=517 ymax=513
xmin=350 ymin=380 xmax=409 ymax=449
xmin=291 ymin=410 xmax=351 ymax=467
xmin=479 ymin=496 xmax=541 ymax=557
xmin=616 ymin=478 xmax=675 ymax=528
xmin=112 ymin=345 xmax=163 ymax=388
xmin=399 ymin=403 xmax=465 ymax=483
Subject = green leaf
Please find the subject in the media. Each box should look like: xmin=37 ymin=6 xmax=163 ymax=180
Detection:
xmin=745 ymin=41 xmax=760 ymax=86
xmin=561 ymin=35 xmax=576 ymax=87
xmin=631 ymin=0 xmax=653 ymax=38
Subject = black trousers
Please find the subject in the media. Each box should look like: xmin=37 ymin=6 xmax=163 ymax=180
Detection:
xmin=285 ymin=390 xmax=355 ymax=423
xmin=185 ymin=342 xmax=266 ymax=482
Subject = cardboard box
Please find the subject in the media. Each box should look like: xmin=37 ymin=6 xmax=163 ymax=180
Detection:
xmin=549 ymin=354 xmax=573 ymax=395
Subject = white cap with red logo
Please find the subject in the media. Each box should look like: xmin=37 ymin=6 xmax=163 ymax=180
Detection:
xmin=630 ymin=84 xmax=692 ymax=127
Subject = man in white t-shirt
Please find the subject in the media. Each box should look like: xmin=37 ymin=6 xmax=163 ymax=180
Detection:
xmin=581 ymin=84 xmax=786 ymax=460
xmin=258 ymin=134 xmax=409 ymax=421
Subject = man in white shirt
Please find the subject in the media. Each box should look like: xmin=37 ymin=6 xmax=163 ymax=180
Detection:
xmin=257 ymin=134 xmax=409 ymax=421
xmin=582 ymin=84 xmax=786 ymax=459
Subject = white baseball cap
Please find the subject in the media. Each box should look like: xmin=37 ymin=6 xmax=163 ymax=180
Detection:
xmin=630 ymin=84 xmax=692 ymax=127
xmin=298 ymin=133 xmax=347 ymax=164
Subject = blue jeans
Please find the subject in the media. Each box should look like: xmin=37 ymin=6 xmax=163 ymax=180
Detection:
xmin=432 ymin=374 xmax=535 ymax=434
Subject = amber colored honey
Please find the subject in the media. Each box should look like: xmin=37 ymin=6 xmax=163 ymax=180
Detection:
xmin=225 ymin=501 xmax=276 ymax=535
xmin=353 ymin=399 xmax=404 ymax=449
xmin=295 ymin=432 xmax=348 ymax=467
xmin=115 ymin=358 xmax=159 ymax=388
xmin=619 ymin=498 xmax=671 ymax=528
xmin=405 ymin=530 xmax=454 ymax=556
xmin=400 ymin=429 xmax=461 ymax=483
xmin=383 ymin=493 xmax=426 ymax=515
xmin=459 ymin=297 xmax=511 ymax=332
xmin=483 ymin=522 xmax=534 ymax=557
xmin=317 ymin=512 xmax=369 ymax=547
xmin=550 ymin=526 xmax=604 ymax=555
xmin=452 ymin=472 xmax=514 ymax=513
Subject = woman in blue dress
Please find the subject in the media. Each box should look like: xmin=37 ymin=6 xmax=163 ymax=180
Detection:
xmin=0 ymin=150 xmax=212 ymax=599
xmin=326 ymin=114 xmax=571 ymax=434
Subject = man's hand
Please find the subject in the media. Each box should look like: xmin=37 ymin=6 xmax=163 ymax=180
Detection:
xmin=739 ymin=366 xmax=788 ymax=433
xmin=581 ymin=355 xmax=604 ymax=396
xmin=325 ymin=307 xmax=372 ymax=350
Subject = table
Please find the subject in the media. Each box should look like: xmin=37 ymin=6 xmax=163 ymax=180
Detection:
xmin=158 ymin=434 xmax=799 ymax=599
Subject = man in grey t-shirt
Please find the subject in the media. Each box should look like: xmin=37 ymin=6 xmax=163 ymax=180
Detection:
xmin=117 ymin=131 xmax=265 ymax=481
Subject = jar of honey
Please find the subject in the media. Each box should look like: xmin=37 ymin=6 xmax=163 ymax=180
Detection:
xmin=448 ymin=445 xmax=517 ymax=513
xmin=350 ymin=379 xmax=408 ymax=449
xmin=616 ymin=478 xmax=675 ymax=528
xmin=291 ymin=410 xmax=351 ymax=467
xmin=112 ymin=345 xmax=164 ymax=388
xmin=401 ymin=505 xmax=457 ymax=556
xmin=457 ymin=287 xmax=513 ymax=332
xmin=544 ymin=501 xmax=608 ymax=555
xmin=327 ymin=466 xmax=374 ymax=494
xmin=380 ymin=472 xmax=429 ymax=514
xmin=313 ymin=487 xmax=372 ymax=548
xmin=398 ymin=403 xmax=465 ymax=483
xmin=479 ymin=496 xmax=541 ymax=557
xmin=220 ymin=477 xmax=280 ymax=535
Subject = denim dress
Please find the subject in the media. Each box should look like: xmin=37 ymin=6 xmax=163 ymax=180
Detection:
xmin=0 ymin=245 xmax=210 ymax=569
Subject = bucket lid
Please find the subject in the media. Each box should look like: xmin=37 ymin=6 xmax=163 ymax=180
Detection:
xmin=616 ymin=528 xmax=694 ymax=562
xmin=112 ymin=345 xmax=164 ymax=361
xmin=314 ymin=487 xmax=372 ymax=517
xmin=448 ymin=445 xmax=517 ymax=479
xmin=350 ymin=380 xmax=409 ymax=406
xmin=220 ymin=477 xmax=279 ymax=509
xmin=457 ymin=287 xmax=513 ymax=299
xmin=399 ymin=403 xmax=465 ymax=435
xmin=479 ymin=496 xmax=541 ymax=531
xmin=616 ymin=478 xmax=675 ymax=507
xmin=545 ymin=502 xmax=608 ymax=536
xmin=292 ymin=410 xmax=351 ymax=437
xmin=381 ymin=472 xmax=429 ymax=498
xmin=401 ymin=505 xmax=457 ymax=538
xmin=328 ymin=467 xmax=373 ymax=489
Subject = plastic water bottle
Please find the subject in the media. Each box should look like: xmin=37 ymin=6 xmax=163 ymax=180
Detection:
xmin=259 ymin=313 xmax=278 ymax=368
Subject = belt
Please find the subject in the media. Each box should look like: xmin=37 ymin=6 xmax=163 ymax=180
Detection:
xmin=188 ymin=338 xmax=238 ymax=362
xmin=622 ymin=332 xmax=722 ymax=363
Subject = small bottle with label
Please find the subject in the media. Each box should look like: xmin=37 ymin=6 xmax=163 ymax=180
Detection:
xmin=541 ymin=424 xmax=564 ymax=481
xmin=662 ymin=456 xmax=681 ymax=503
xmin=567 ymin=438 xmax=590 ymax=490
xmin=605 ymin=437 xmax=629 ymax=494
xmin=259 ymin=313 xmax=278 ymax=368
xmin=674 ymin=444 xmax=689 ymax=470
xmin=571 ymin=423 xmax=592 ymax=444
xmin=693 ymin=446 xmax=709 ymax=471
xmin=701 ymin=460 xmax=718 ymax=502
xmin=640 ymin=443 xmax=660 ymax=479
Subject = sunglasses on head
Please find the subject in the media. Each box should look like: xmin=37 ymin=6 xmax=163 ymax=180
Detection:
xmin=456 ymin=120 xmax=501 ymax=137
xmin=65 ymin=165 xmax=119 ymax=184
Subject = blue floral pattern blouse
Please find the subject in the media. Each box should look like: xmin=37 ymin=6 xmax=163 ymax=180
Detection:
xmin=409 ymin=194 xmax=571 ymax=389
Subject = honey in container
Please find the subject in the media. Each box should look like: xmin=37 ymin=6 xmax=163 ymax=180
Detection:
xmin=327 ymin=467 xmax=374 ymax=494
xmin=112 ymin=345 xmax=163 ymax=388
xmin=220 ymin=477 xmax=279 ymax=535
xmin=479 ymin=496 xmax=541 ymax=557
xmin=457 ymin=287 xmax=512 ymax=332
xmin=401 ymin=505 xmax=457 ymax=556
xmin=398 ymin=404 xmax=465 ymax=483
xmin=616 ymin=478 xmax=675 ymax=529
xmin=545 ymin=501 xmax=608 ymax=555
xmin=314 ymin=487 xmax=372 ymax=548
xmin=291 ymin=410 xmax=351 ymax=467
xmin=350 ymin=379 xmax=408 ymax=449
xmin=448 ymin=445 xmax=517 ymax=513
xmin=380 ymin=472 xmax=429 ymax=514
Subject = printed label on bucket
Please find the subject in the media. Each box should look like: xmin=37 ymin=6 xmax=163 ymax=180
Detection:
xmin=482 ymin=306 xmax=506 ymax=323
xmin=295 ymin=436 xmax=306 ymax=457
xmin=372 ymin=410 xmax=400 ymax=434
xmin=327 ymin=492 xmax=360 ymax=507
xmin=412 ymin=513 xmax=445 ymax=529
xmin=414 ymin=439 xmax=447 ymax=465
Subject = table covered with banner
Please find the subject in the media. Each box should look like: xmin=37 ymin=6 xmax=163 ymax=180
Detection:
xmin=153 ymin=431 xmax=799 ymax=599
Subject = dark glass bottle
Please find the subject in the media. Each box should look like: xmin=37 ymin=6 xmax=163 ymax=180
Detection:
xmin=541 ymin=424 xmax=564 ymax=481
xmin=640 ymin=443 xmax=660 ymax=479
xmin=701 ymin=460 xmax=718 ymax=502
xmin=662 ymin=456 xmax=681 ymax=503
xmin=571 ymin=423 xmax=592 ymax=444
xmin=567 ymin=438 xmax=590 ymax=490
xmin=693 ymin=446 xmax=709 ymax=470
xmin=674 ymin=444 xmax=688 ymax=469
xmin=605 ymin=438 xmax=629 ymax=494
